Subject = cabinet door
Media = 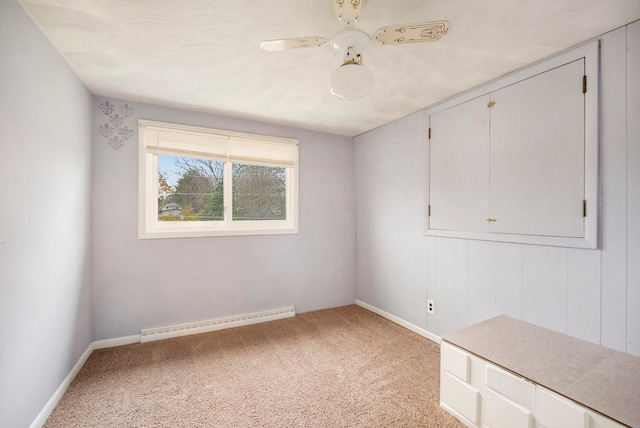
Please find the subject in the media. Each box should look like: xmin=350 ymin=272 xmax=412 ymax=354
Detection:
xmin=430 ymin=95 xmax=491 ymax=232
xmin=489 ymin=59 xmax=585 ymax=237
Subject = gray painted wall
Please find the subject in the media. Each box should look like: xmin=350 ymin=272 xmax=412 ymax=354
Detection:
xmin=354 ymin=110 xmax=429 ymax=330
xmin=354 ymin=21 xmax=640 ymax=357
xmin=0 ymin=2 xmax=355 ymax=423
xmin=91 ymin=98 xmax=356 ymax=340
xmin=0 ymin=2 xmax=94 ymax=427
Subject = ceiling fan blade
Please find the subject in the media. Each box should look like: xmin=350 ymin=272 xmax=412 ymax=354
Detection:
xmin=260 ymin=37 xmax=327 ymax=52
xmin=333 ymin=0 xmax=362 ymax=24
xmin=375 ymin=20 xmax=451 ymax=45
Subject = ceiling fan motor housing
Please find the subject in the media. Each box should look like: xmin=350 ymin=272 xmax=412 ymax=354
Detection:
xmin=330 ymin=28 xmax=370 ymax=55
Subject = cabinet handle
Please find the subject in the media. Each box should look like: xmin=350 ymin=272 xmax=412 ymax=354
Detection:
xmin=486 ymin=217 xmax=497 ymax=223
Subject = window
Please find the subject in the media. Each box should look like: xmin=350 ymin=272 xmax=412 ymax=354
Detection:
xmin=139 ymin=120 xmax=298 ymax=238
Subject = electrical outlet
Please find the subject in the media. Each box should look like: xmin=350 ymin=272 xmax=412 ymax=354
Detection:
xmin=427 ymin=300 xmax=435 ymax=314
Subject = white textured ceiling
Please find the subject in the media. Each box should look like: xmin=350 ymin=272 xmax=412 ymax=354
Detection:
xmin=18 ymin=0 xmax=640 ymax=136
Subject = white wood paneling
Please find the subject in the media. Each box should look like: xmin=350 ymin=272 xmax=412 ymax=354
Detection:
xmin=356 ymin=20 xmax=637 ymax=359
xmin=627 ymin=20 xmax=640 ymax=357
xmin=600 ymin=27 xmax=628 ymax=352
xmin=467 ymin=240 xmax=497 ymax=325
xmin=496 ymin=243 xmax=523 ymax=319
xmin=384 ymin=112 xmax=429 ymax=327
xmin=455 ymin=239 xmax=468 ymax=330
xmin=522 ymin=246 xmax=568 ymax=333
xmin=567 ymin=249 xmax=602 ymax=344
xmin=427 ymin=236 xmax=438 ymax=333
xmin=436 ymin=238 xmax=458 ymax=335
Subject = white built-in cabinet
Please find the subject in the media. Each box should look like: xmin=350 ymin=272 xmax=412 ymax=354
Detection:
xmin=440 ymin=341 xmax=626 ymax=428
xmin=426 ymin=41 xmax=599 ymax=248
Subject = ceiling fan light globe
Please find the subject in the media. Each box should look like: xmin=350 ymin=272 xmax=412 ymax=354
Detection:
xmin=330 ymin=62 xmax=373 ymax=100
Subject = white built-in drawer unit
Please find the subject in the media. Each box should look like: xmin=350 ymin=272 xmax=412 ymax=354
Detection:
xmin=439 ymin=316 xmax=640 ymax=428
xmin=440 ymin=341 xmax=627 ymax=428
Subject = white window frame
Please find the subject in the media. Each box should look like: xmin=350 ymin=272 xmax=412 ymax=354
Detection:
xmin=138 ymin=120 xmax=299 ymax=239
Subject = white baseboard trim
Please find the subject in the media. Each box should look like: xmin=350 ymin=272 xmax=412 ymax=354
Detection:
xmin=140 ymin=306 xmax=296 ymax=343
xmin=30 ymin=306 xmax=295 ymax=427
xmin=355 ymin=299 xmax=442 ymax=344
xmin=29 ymin=343 xmax=94 ymax=428
xmin=93 ymin=334 xmax=141 ymax=350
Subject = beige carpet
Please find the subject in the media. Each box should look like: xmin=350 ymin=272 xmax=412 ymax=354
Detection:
xmin=44 ymin=305 xmax=464 ymax=427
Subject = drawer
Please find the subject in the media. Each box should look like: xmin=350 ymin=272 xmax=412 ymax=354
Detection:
xmin=486 ymin=363 xmax=534 ymax=410
xmin=482 ymin=388 xmax=533 ymax=428
xmin=535 ymin=386 xmax=588 ymax=428
xmin=441 ymin=371 xmax=480 ymax=424
xmin=441 ymin=341 xmax=470 ymax=382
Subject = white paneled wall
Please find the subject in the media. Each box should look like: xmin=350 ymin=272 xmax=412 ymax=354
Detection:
xmin=600 ymin=25 xmax=628 ymax=352
xmin=567 ymin=249 xmax=602 ymax=344
xmin=522 ymin=246 xmax=568 ymax=333
xmin=355 ymin=21 xmax=640 ymax=356
xmin=425 ymin=24 xmax=639 ymax=353
xmin=627 ymin=21 xmax=640 ymax=356
xmin=435 ymin=238 xmax=458 ymax=334
xmin=427 ymin=240 xmax=609 ymax=343
xmin=467 ymin=241 xmax=498 ymax=326
xmin=495 ymin=243 xmax=523 ymax=320
xmin=454 ymin=240 xmax=469 ymax=330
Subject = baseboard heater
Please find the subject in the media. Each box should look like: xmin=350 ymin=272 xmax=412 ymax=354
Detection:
xmin=140 ymin=306 xmax=295 ymax=343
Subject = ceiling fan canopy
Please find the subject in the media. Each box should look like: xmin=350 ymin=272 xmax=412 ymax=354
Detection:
xmin=259 ymin=0 xmax=451 ymax=100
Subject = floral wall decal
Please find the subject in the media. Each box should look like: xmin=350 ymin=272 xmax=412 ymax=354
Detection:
xmin=98 ymin=100 xmax=115 ymax=116
xmin=98 ymin=100 xmax=135 ymax=150
xmin=98 ymin=123 xmax=114 ymax=138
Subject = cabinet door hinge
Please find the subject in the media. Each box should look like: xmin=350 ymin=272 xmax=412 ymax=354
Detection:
xmin=487 ymin=101 xmax=496 ymax=108
xmin=582 ymin=200 xmax=587 ymax=217
xmin=582 ymin=75 xmax=587 ymax=94
xmin=428 ymin=127 xmax=431 ymax=139
xmin=428 ymin=205 xmax=431 ymax=217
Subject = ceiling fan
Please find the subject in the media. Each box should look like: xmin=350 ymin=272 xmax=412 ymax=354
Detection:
xmin=259 ymin=0 xmax=451 ymax=100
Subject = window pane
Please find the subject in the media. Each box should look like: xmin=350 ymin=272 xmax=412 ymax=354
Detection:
xmin=158 ymin=154 xmax=224 ymax=222
xmin=232 ymin=163 xmax=286 ymax=221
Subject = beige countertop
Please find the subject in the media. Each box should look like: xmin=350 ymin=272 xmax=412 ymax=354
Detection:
xmin=442 ymin=316 xmax=640 ymax=427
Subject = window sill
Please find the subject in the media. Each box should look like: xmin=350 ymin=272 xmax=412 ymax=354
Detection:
xmin=138 ymin=223 xmax=298 ymax=239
